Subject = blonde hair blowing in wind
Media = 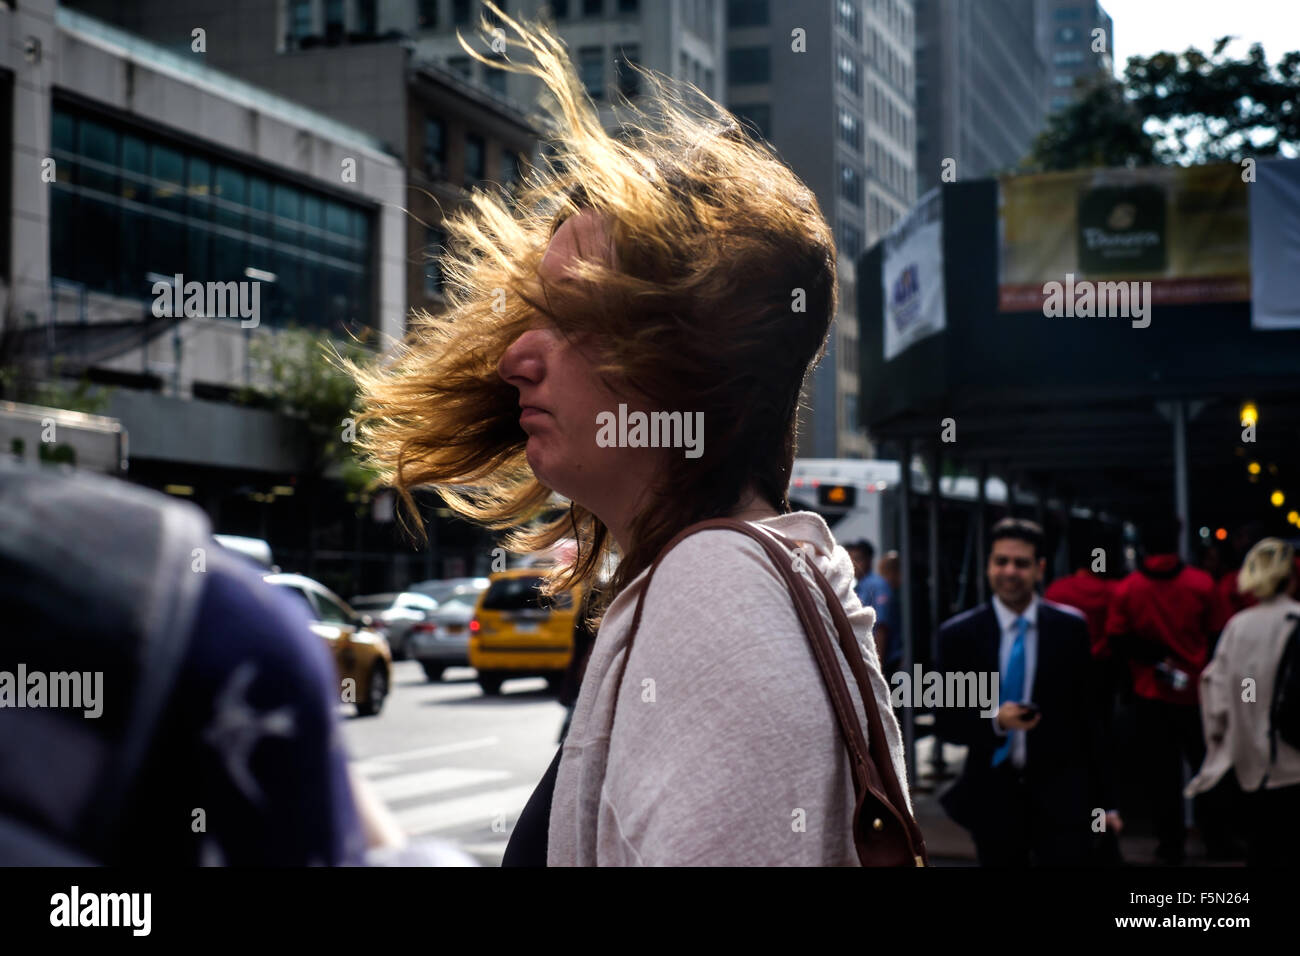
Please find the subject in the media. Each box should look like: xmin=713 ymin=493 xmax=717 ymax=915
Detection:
xmin=345 ymin=1 xmax=838 ymax=625
xmin=1237 ymin=538 xmax=1296 ymax=601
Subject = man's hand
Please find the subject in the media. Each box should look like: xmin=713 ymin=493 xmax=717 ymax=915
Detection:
xmin=1105 ymin=811 xmax=1123 ymax=835
xmin=996 ymin=702 xmax=1042 ymax=731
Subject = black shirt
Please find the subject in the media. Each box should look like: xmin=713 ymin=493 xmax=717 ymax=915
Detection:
xmin=501 ymin=744 xmax=563 ymax=866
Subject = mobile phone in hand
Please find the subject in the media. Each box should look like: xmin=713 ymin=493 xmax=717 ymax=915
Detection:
xmin=1018 ymin=703 xmax=1040 ymax=720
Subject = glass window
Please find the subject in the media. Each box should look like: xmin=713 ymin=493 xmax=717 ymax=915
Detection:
xmin=121 ymin=135 xmax=149 ymax=202
xmin=326 ymin=0 xmax=346 ymax=39
xmin=464 ymin=133 xmax=485 ymax=182
xmin=212 ymin=231 xmax=247 ymax=285
xmin=452 ymin=0 xmax=471 ymax=26
xmin=273 ymin=183 xmax=301 ymax=244
xmin=79 ymin=118 xmax=119 ymax=195
xmin=486 ymin=54 xmax=508 ymax=95
xmin=552 ymin=0 xmax=569 ymax=17
xmin=425 ymin=226 xmax=445 ymax=298
xmin=728 ymin=46 xmax=770 ymax=84
xmin=314 ymin=590 xmax=352 ymax=625
xmin=187 ymin=156 xmax=212 ymax=217
xmin=120 ymin=209 xmax=149 ymax=296
xmin=288 ymin=0 xmax=312 ymax=45
xmin=417 ymin=0 xmax=438 ymax=28
xmin=583 ymin=0 xmax=603 ymax=15
xmin=501 ymin=151 xmax=523 ymax=187
xmin=151 ymin=145 xmax=185 ymax=214
xmin=186 ymin=222 xmax=210 ymax=287
xmin=838 ymin=0 xmax=861 ymax=40
xmin=579 ymin=46 xmax=604 ymax=99
xmin=1053 ymin=74 xmax=1075 ymax=87
xmin=1056 ymin=27 xmax=1079 ymax=43
xmin=356 ymin=0 xmax=377 ymax=34
xmin=148 ymin=214 xmax=186 ymax=285
xmin=302 ymin=193 xmax=323 ymax=234
xmin=53 ymin=110 xmax=76 ymax=155
xmin=214 ymin=166 xmax=246 ymax=229
xmin=837 ymin=52 xmax=860 ymax=94
xmin=840 ymin=163 xmax=862 ymax=206
xmin=618 ymin=0 xmax=639 ymax=12
xmin=616 ymin=44 xmax=641 ymax=98
xmin=727 ymin=0 xmax=768 ymax=28
xmin=425 ymin=117 xmax=446 ymax=176
xmin=50 ymin=189 xmax=76 ymax=282
xmin=730 ymin=102 xmax=770 ymax=140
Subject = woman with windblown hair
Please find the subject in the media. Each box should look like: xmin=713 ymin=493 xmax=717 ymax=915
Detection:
xmin=1186 ymin=538 xmax=1300 ymax=867
xmin=345 ymin=3 xmax=920 ymax=866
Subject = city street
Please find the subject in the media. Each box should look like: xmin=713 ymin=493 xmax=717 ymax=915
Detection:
xmin=339 ymin=662 xmax=565 ymax=866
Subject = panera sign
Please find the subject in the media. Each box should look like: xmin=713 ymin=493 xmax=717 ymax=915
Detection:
xmin=1077 ymin=185 xmax=1167 ymax=272
xmin=998 ymin=164 xmax=1249 ymax=312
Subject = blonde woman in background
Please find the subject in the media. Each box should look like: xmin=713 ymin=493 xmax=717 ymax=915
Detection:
xmin=1186 ymin=538 xmax=1300 ymax=866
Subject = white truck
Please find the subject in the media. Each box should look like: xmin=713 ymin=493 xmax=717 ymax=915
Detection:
xmin=0 ymin=400 xmax=128 ymax=475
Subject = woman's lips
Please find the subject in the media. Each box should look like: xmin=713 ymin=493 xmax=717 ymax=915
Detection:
xmin=520 ymin=406 xmax=548 ymax=422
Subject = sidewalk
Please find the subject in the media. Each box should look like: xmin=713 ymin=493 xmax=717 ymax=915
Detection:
xmin=908 ymin=740 xmax=1246 ymax=867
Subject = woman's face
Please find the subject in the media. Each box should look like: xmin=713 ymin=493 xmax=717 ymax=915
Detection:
xmin=497 ymin=211 xmax=666 ymax=536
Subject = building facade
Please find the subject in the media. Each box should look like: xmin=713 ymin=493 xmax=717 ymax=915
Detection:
xmin=914 ymin=0 xmax=1047 ymax=194
xmin=1036 ymin=0 xmax=1113 ymax=116
xmin=0 ymin=0 xmax=470 ymax=597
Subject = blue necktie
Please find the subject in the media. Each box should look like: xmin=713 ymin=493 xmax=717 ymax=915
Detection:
xmin=992 ymin=616 xmax=1029 ymax=768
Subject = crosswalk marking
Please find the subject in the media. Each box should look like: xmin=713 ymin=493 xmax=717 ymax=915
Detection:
xmin=394 ymin=784 xmax=539 ymax=836
xmin=353 ymin=736 xmax=501 ymax=776
xmin=371 ymin=767 xmax=511 ymax=802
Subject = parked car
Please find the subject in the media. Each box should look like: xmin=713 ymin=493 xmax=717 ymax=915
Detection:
xmin=467 ymin=568 xmax=583 ymax=696
xmin=408 ymin=580 xmax=490 ymax=682
xmin=348 ymin=591 xmax=439 ymax=660
xmin=410 ymin=577 xmax=491 ymax=605
xmin=264 ymin=572 xmax=392 ymax=716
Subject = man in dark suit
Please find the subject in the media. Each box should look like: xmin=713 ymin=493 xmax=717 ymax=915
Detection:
xmin=935 ymin=518 xmax=1119 ymax=866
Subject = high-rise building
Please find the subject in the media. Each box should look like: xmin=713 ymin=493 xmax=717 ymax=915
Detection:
xmin=725 ymin=0 xmax=916 ymax=458
xmin=914 ymin=0 xmax=1047 ymax=194
xmin=1037 ymin=0 xmax=1113 ymax=116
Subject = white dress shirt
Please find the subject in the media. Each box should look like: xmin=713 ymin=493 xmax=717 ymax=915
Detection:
xmin=991 ymin=593 xmax=1039 ymax=768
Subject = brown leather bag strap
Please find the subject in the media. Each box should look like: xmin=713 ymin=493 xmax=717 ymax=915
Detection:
xmin=611 ymin=517 xmax=926 ymax=865
xmin=786 ymin=532 xmax=929 ymax=859
xmin=617 ymin=521 xmax=868 ymax=790
xmin=716 ymin=520 xmax=926 ymax=863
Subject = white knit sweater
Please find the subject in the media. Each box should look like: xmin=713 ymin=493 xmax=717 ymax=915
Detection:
xmin=546 ymin=511 xmax=913 ymax=866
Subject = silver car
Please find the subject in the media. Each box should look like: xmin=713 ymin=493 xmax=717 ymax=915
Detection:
xmin=407 ymin=580 xmax=489 ymax=681
xmin=348 ymin=591 xmax=439 ymax=661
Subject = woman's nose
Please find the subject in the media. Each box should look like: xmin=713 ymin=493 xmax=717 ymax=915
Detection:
xmin=497 ymin=328 xmax=549 ymax=385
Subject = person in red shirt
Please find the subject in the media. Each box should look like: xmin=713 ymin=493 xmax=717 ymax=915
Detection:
xmin=1045 ymin=536 xmax=1123 ymax=864
xmin=1105 ymin=516 xmax=1222 ymax=864
xmin=1045 ymin=562 xmax=1116 ymax=661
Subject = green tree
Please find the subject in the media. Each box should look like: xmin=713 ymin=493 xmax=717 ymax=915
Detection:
xmin=238 ymin=325 xmax=382 ymax=573
xmin=1025 ymin=38 xmax=1300 ymax=172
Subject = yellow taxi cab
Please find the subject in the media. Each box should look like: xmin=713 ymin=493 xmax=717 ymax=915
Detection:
xmin=468 ymin=567 xmax=583 ymax=696
xmin=264 ymin=572 xmax=393 ymax=716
